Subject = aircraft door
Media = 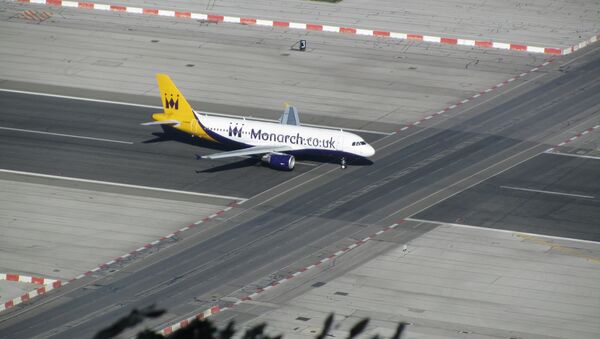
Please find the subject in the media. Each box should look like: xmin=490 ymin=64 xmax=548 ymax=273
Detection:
xmin=337 ymin=130 xmax=344 ymax=153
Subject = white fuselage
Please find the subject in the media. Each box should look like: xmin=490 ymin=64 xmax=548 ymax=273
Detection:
xmin=196 ymin=113 xmax=375 ymax=158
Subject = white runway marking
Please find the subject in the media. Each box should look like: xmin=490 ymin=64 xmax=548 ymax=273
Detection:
xmin=0 ymin=126 xmax=133 ymax=144
xmin=545 ymin=151 xmax=600 ymax=161
xmin=405 ymin=217 xmax=600 ymax=245
xmin=500 ymin=185 xmax=595 ymax=199
xmin=0 ymin=169 xmax=248 ymax=202
xmin=0 ymin=88 xmax=392 ymax=136
xmin=0 ymin=88 xmax=160 ymax=109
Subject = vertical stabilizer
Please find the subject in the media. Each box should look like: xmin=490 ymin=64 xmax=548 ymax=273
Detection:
xmin=156 ymin=74 xmax=194 ymax=121
xmin=279 ymin=104 xmax=301 ymax=126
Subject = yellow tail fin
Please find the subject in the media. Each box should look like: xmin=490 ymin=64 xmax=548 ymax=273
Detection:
xmin=156 ymin=74 xmax=194 ymax=121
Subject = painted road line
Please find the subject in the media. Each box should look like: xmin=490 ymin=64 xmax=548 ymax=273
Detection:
xmin=0 ymin=88 xmax=161 ymax=109
xmin=500 ymin=185 xmax=595 ymax=199
xmin=0 ymin=169 xmax=247 ymax=201
xmin=405 ymin=217 xmax=600 ymax=245
xmin=0 ymin=126 xmax=133 ymax=144
xmin=545 ymin=151 xmax=600 ymax=161
xmin=0 ymin=88 xmax=392 ymax=136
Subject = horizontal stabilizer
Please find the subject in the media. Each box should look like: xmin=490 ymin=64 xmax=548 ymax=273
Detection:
xmin=141 ymin=120 xmax=181 ymax=127
xmin=201 ymin=145 xmax=293 ymax=160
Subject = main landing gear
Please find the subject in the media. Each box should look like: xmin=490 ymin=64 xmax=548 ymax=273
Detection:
xmin=340 ymin=157 xmax=347 ymax=169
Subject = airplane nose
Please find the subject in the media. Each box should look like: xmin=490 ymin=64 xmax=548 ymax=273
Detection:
xmin=365 ymin=144 xmax=375 ymax=157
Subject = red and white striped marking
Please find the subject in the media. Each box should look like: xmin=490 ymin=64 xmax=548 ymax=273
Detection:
xmin=396 ymin=60 xmax=554 ymax=133
xmin=158 ymin=221 xmax=403 ymax=335
xmin=0 ymin=273 xmax=61 ymax=312
xmin=14 ymin=0 xmax=599 ymax=55
xmin=73 ymin=201 xmax=241 ymax=281
xmin=20 ymin=9 xmax=53 ymax=21
xmin=0 ymin=201 xmax=241 ymax=313
xmin=546 ymin=124 xmax=600 ymax=153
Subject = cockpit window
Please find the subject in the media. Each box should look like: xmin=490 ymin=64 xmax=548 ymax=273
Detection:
xmin=352 ymin=141 xmax=367 ymax=146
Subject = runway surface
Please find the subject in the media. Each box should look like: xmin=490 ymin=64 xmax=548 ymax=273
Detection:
xmin=0 ymin=41 xmax=598 ymax=338
xmin=0 ymin=91 xmax=381 ymax=199
xmin=416 ymin=153 xmax=600 ymax=241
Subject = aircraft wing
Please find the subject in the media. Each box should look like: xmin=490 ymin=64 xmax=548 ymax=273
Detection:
xmin=201 ymin=145 xmax=293 ymax=160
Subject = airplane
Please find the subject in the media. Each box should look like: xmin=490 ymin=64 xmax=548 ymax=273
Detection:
xmin=142 ymin=74 xmax=375 ymax=170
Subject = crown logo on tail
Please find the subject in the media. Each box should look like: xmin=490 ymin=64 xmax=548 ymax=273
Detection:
xmin=164 ymin=93 xmax=179 ymax=110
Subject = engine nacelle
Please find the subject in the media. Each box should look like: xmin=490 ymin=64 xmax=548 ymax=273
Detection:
xmin=261 ymin=153 xmax=295 ymax=171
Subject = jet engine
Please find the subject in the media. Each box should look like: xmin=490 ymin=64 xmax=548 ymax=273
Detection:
xmin=262 ymin=153 xmax=295 ymax=171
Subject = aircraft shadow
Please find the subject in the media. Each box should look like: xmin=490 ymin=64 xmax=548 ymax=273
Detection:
xmin=196 ymin=157 xmax=262 ymax=173
xmin=295 ymin=154 xmax=374 ymax=167
xmin=142 ymin=126 xmax=235 ymax=151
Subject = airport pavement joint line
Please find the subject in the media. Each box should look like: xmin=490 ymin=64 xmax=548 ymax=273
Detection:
xmin=157 ymin=221 xmax=404 ymax=336
xmin=0 ymin=273 xmax=61 ymax=313
xmin=13 ymin=0 xmax=600 ymax=55
xmin=394 ymin=60 xmax=555 ymax=134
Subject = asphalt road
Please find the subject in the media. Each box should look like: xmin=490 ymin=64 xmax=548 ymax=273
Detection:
xmin=0 ymin=46 xmax=599 ymax=338
xmin=416 ymin=152 xmax=600 ymax=241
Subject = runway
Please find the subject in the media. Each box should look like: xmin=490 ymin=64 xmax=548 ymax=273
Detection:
xmin=1 ymin=41 xmax=598 ymax=338
xmin=415 ymin=152 xmax=600 ymax=241
xmin=0 ymin=90 xmax=384 ymax=199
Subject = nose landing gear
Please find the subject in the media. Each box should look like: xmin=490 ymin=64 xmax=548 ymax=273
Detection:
xmin=340 ymin=157 xmax=347 ymax=169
